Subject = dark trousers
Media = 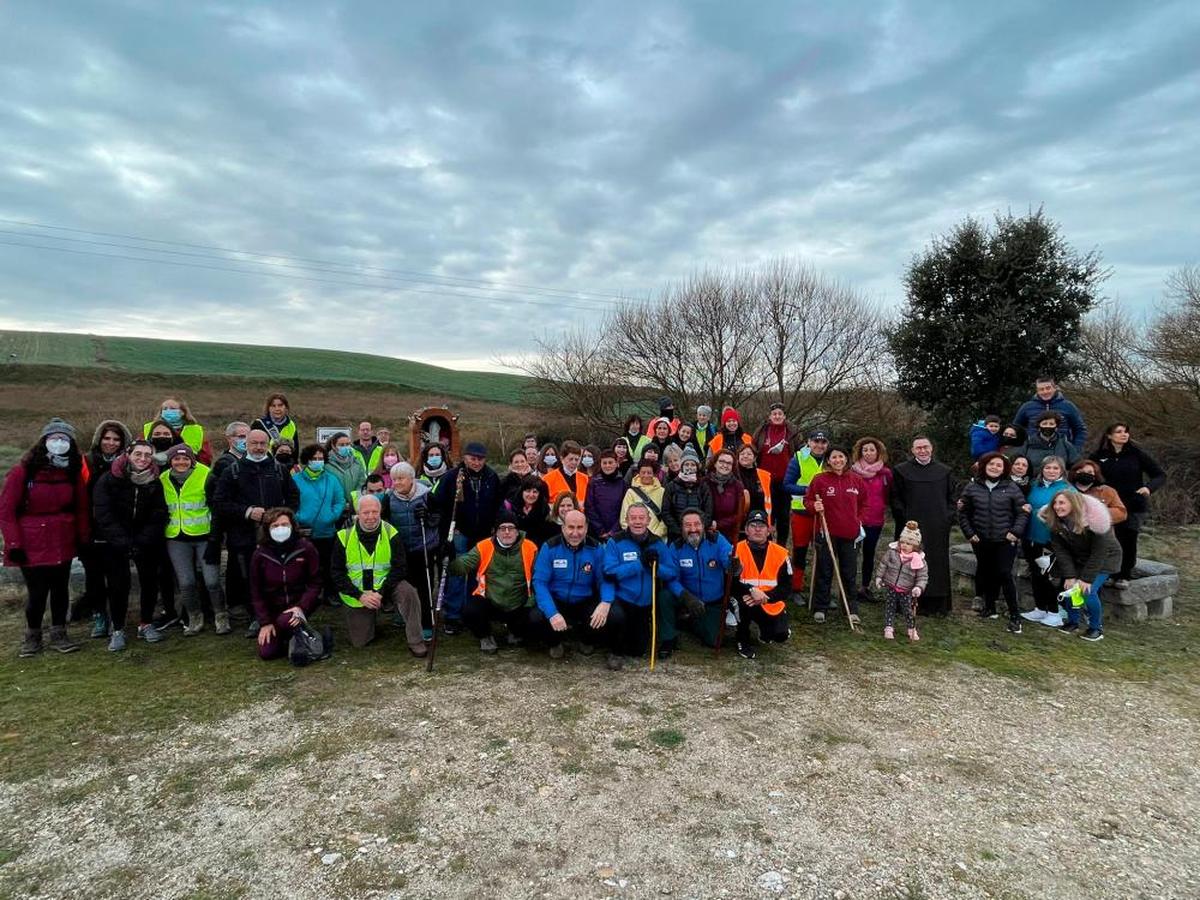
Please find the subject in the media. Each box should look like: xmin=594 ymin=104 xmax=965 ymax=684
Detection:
xmin=77 ymin=542 xmax=106 ymax=617
xmin=224 ymin=539 xmax=250 ymax=612
xmin=22 ymin=563 xmax=72 ymax=630
xmin=814 ymin=535 xmax=859 ymax=614
xmin=311 ymin=537 xmax=336 ymax=601
xmin=104 ymin=546 xmax=162 ymax=626
xmin=613 ymin=600 xmax=653 ymax=657
xmin=156 ymin=551 xmax=176 ymax=618
xmin=973 ymin=540 xmax=1019 ymax=619
xmin=770 ymin=484 xmax=790 ymax=546
xmin=1023 ymin=541 xmax=1059 ymax=613
xmin=678 ymin=600 xmax=725 ymax=648
xmin=463 ymin=595 xmax=532 ymax=641
xmin=1114 ymin=522 xmax=1138 ymax=580
xmin=530 ymin=599 xmax=621 ymax=649
xmin=735 ymin=601 xmax=789 ymax=644
xmin=859 ymin=525 xmax=883 ymax=591
xmin=257 ymin=610 xmax=299 ymax=661
xmin=406 ymin=549 xmax=435 ymax=630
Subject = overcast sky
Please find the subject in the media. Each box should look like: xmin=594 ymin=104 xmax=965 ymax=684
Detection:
xmin=1 ymin=1 xmax=1198 ymax=370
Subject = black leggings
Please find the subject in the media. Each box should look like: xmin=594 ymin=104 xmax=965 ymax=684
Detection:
xmin=1114 ymin=522 xmax=1138 ymax=580
xmin=22 ymin=563 xmax=72 ymax=630
xmin=973 ymin=540 xmax=1019 ymax=618
xmin=104 ymin=547 xmax=162 ymax=626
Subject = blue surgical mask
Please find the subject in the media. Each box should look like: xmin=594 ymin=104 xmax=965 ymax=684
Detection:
xmin=581 ymin=455 xmax=594 ymax=468
xmin=426 ymin=456 xmax=443 ymax=469
xmin=337 ymin=445 xmax=352 ymax=458
xmin=308 ymin=460 xmax=325 ymax=472
xmin=246 ymin=451 xmax=269 ymax=463
xmin=543 ymin=454 xmax=558 ymax=467
xmin=161 ymin=409 xmax=183 ymax=425
xmin=234 ymin=438 xmax=247 ymax=453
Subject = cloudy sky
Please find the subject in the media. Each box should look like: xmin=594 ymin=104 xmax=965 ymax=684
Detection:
xmin=1 ymin=1 xmax=1198 ymax=370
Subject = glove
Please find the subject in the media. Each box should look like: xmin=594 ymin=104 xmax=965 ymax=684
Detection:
xmin=442 ymin=541 xmax=457 ymax=562
xmin=728 ymin=558 xmax=743 ymax=578
xmin=679 ymin=590 xmax=705 ymax=618
xmin=7 ymin=547 xmax=27 ymax=565
xmin=203 ymin=540 xmax=222 ymax=565
xmin=641 ymin=546 xmax=659 ymax=568
xmin=414 ymin=505 xmax=427 ymax=522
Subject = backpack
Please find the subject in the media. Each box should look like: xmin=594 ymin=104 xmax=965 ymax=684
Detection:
xmin=288 ymin=624 xmax=334 ymax=667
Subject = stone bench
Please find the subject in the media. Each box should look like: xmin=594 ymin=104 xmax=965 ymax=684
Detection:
xmin=950 ymin=543 xmax=1178 ymax=622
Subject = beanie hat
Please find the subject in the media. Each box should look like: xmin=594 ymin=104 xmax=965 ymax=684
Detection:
xmin=658 ymin=396 xmax=675 ymax=414
xmin=899 ymin=520 xmax=923 ymax=547
xmin=166 ymin=443 xmax=194 ymax=461
xmin=721 ymin=407 xmax=741 ymax=427
xmin=494 ymin=508 xmax=518 ymax=529
xmin=40 ymin=417 xmax=77 ymax=441
xmin=680 ymin=445 xmax=701 ymax=466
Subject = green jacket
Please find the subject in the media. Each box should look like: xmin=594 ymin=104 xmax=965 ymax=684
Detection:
xmin=450 ymin=534 xmax=535 ymax=611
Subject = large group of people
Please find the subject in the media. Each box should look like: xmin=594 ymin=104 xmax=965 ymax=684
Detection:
xmin=1 ymin=376 xmax=1168 ymax=665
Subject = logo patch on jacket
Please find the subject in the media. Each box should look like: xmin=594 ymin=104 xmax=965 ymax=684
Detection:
xmin=708 ymin=559 xmax=718 ymax=568
xmin=582 ymin=563 xmax=593 ymax=573
xmin=553 ymin=558 xmax=568 ymax=569
xmin=680 ymin=558 xmax=694 ymax=568
xmin=622 ymin=551 xmax=638 ymax=562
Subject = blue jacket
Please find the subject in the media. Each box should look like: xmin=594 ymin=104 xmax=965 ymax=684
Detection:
xmin=663 ymin=533 xmax=733 ymax=604
xmin=1025 ymin=478 xmax=1074 ymax=544
xmin=1013 ymin=391 xmax=1087 ymax=450
xmin=381 ymin=481 xmax=440 ymax=553
xmin=292 ymin=469 xmax=346 ymax=539
xmin=969 ymin=422 xmax=1000 ymax=459
xmin=602 ymin=530 xmax=666 ymax=607
xmin=532 ymin=535 xmax=611 ymax=617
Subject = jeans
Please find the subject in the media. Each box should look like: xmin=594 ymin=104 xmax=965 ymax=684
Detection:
xmin=972 ymin=540 xmax=1019 ymax=619
xmin=1061 ymin=573 xmax=1106 ymax=631
xmin=166 ymin=539 xmax=225 ymax=619
xmin=442 ymin=532 xmax=472 ymax=623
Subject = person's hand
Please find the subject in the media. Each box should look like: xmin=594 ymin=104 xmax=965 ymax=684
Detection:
xmin=1136 ymin=487 xmax=1151 ymax=497
xmin=1078 ymin=581 xmax=1092 ymax=594
xmin=854 ymin=526 xmax=865 ymax=547
xmin=257 ymin=623 xmax=275 ymax=647
xmin=7 ymin=547 xmax=28 ymax=565
xmin=969 ymin=535 xmax=981 ymax=544
xmin=749 ymin=587 xmax=768 ymax=605
xmin=1005 ymin=532 xmax=1020 ymax=544
xmin=360 ymin=591 xmax=382 ymax=610
xmin=249 ymin=507 xmax=266 ymax=522
xmin=742 ymin=592 xmax=759 ymax=607
xmin=589 ymin=603 xmax=610 ymax=629
xmin=679 ymin=590 xmax=704 ymax=618
xmin=874 ymin=578 xmax=883 ymax=590
xmin=549 ymin=613 xmax=568 ymax=632
xmin=1063 ymin=579 xmax=1077 ymax=590
xmin=811 ymin=498 xmax=824 ymax=514
xmin=911 ymin=587 xmax=923 ymax=599
xmin=285 ymin=606 xmax=304 ymax=626
xmin=414 ymin=505 xmax=427 ymax=521
xmin=1021 ymin=503 xmax=1032 ymax=514
xmin=642 ymin=546 xmax=658 ymax=568
xmin=956 ymin=499 xmax=964 ymax=511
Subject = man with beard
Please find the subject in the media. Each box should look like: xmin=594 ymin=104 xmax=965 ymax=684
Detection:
xmin=662 ymin=508 xmax=734 ymax=649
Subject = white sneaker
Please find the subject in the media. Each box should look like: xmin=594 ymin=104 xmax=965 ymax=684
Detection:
xmin=1020 ymin=609 xmax=1046 ymax=622
xmin=1040 ymin=612 xmax=1064 ymax=628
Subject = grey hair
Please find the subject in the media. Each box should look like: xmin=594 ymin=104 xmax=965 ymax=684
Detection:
xmin=225 ymin=421 xmax=249 ymax=436
xmin=391 ymin=461 xmax=415 ymax=480
xmin=697 ymin=405 xmax=712 ymax=416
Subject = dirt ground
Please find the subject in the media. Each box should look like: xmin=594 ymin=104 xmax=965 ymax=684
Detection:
xmin=2 ymin=645 xmax=1197 ymax=900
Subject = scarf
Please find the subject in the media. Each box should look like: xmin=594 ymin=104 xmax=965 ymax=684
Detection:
xmin=130 ymin=465 xmax=157 ymax=486
xmin=852 ymin=459 xmax=884 ymax=478
xmin=424 ymin=460 xmax=448 ymax=478
xmin=49 ymin=453 xmax=70 ymax=469
xmin=899 ymin=548 xmax=925 ymax=570
xmin=709 ymin=469 xmax=734 ymax=494
xmin=678 ymin=470 xmax=697 ymax=484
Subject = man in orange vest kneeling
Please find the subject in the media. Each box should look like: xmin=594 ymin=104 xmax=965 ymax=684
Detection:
xmin=732 ymin=509 xmax=792 ymax=659
xmin=450 ymin=508 xmax=537 ymax=654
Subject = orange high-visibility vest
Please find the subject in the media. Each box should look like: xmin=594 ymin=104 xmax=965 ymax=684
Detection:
xmin=472 ymin=538 xmax=538 ymax=598
xmin=708 ymin=431 xmax=752 ymax=457
xmin=542 ymin=468 xmax=588 ymax=510
xmin=734 ymin=539 xmax=789 ymax=616
xmin=756 ymin=468 xmax=773 ymax=524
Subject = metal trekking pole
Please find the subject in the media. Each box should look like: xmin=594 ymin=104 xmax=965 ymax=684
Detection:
xmin=426 ymin=470 xmax=465 ymax=673
xmin=818 ymin=508 xmax=860 ymax=633
xmin=418 ymin=515 xmax=436 ymax=635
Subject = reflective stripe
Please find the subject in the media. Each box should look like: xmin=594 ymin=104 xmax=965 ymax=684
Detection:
xmin=734 ymin=539 xmax=790 ymax=616
xmin=789 ymin=450 xmax=823 ymax=511
xmin=337 ymin=522 xmax=396 ymax=607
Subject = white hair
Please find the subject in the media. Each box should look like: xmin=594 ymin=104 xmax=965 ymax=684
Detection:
xmin=391 ymin=461 xmax=415 ymax=480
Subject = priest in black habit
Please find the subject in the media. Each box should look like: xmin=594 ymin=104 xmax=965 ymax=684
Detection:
xmin=891 ymin=436 xmax=958 ymax=615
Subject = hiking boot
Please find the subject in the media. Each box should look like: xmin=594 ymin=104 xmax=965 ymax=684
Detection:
xmin=479 ymin=635 xmax=499 ymax=654
xmin=1020 ymin=609 xmax=1046 ymax=622
xmin=409 ymin=642 xmax=429 ymax=658
xmin=907 ymin=627 xmax=920 ymax=642
xmin=578 ymin=641 xmax=595 ymax=656
xmin=970 ymin=595 xmax=984 ymax=612
xmin=505 ymin=632 xmax=523 ymax=647
xmin=18 ymin=628 xmax=43 ymax=658
xmin=790 ymin=591 xmax=804 ymax=606
xmin=1006 ymin=620 xmax=1022 ymax=635
xmin=244 ymin=619 xmax=260 ymax=640
xmin=214 ymin=612 xmax=232 ymax=635
xmin=736 ymin=640 xmax=756 ymax=660
xmin=90 ymin=612 xmax=110 ymax=639
xmin=138 ymin=623 xmax=167 ymax=643
xmin=1059 ymin=621 xmax=1079 ymax=634
xmin=549 ymin=643 xmax=566 ymax=660
xmin=152 ymin=613 xmax=180 ymax=631
xmin=227 ymin=605 xmax=250 ymax=623
xmin=657 ymin=638 xmax=676 ymax=659
xmin=182 ymin=615 xmax=205 ymax=637
xmin=1081 ymin=629 xmax=1105 ymax=642
xmin=422 ymin=628 xmax=434 ymax=642
xmin=108 ymin=629 xmax=127 ymax=652
xmin=883 ymin=626 xmax=894 ymax=640
xmin=813 ymin=611 xmax=826 ymax=624
xmin=48 ymin=627 xmax=80 ymax=654
xmin=605 ymin=652 xmax=625 ymax=671
xmin=442 ymin=620 xmax=462 ymax=637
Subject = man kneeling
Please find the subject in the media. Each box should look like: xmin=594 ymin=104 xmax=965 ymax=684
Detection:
xmin=451 ymin=509 xmax=538 ymax=653
xmin=662 ymin=509 xmax=734 ymax=649
xmin=733 ymin=510 xmax=791 ymax=659
xmin=531 ymin=510 xmax=618 ymax=659
xmin=332 ymin=495 xmax=427 ymax=657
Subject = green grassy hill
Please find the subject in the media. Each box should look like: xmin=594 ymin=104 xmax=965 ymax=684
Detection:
xmin=0 ymin=330 xmax=530 ymax=405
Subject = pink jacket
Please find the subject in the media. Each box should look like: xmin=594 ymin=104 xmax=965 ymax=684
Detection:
xmin=852 ymin=464 xmax=892 ymax=528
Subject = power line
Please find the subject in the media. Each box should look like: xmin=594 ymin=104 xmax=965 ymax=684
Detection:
xmin=0 ymin=238 xmax=616 ymax=314
xmin=0 ymin=217 xmax=647 ymax=306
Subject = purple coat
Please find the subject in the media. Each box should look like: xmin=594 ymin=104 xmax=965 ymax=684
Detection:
xmin=249 ymin=537 xmax=321 ymax=623
xmin=1 ymin=462 xmax=90 ymax=567
xmin=585 ymin=472 xmax=626 ymax=538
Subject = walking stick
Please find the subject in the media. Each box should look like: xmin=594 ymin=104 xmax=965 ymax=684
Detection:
xmin=818 ymin=508 xmax=860 ymax=633
xmin=426 ymin=470 xmax=465 ymax=673
xmin=418 ymin=516 xmax=435 ymax=632
xmin=714 ymin=565 xmax=735 ymax=658
xmin=649 ymin=560 xmax=658 ymax=672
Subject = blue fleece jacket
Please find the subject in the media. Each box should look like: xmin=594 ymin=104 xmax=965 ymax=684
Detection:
xmin=292 ymin=469 xmax=346 ymax=539
xmin=602 ymin=530 xmax=666 ymax=607
xmin=532 ymin=535 xmax=611 ymax=617
xmin=662 ymin=533 xmax=733 ymax=603
xmin=1025 ymin=478 xmax=1074 ymax=544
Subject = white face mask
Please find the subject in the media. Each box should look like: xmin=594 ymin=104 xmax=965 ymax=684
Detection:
xmin=580 ymin=456 xmax=594 ymax=468
xmin=45 ymin=437 xmax=71 ymax=456
xmin=270 ymin=525 xmax=292 ymax=543
xmin=543 ymin=454 xmax=558 ymax=467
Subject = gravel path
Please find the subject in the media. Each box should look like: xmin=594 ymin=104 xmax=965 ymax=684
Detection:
xmin=2 ymin=652 xmax=1198 ymax=899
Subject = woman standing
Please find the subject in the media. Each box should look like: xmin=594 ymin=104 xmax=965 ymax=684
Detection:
xmin=292 ymin=443 xmax=346 ymax=603
xmin=373 ymin=445 xmax=404 ymax=491
xmin=850 ymin=437 xmax=892 ymax=605
xmin=324 ymin=432 xmax=366 ymax=517
xmin=499 ymin=448 xmax=533 ymax=502
xmin=958 ymin=452 xmax=1028 ymax=632
xmin=706 ymin=449 xmax=748 ymax=543
xmin=736 ymin=443 xmax=771 ymax=524
xmin=250 ymin=508 xmax=322 ymax=661
xmin=620 ymin=459 xmax=668 ymax=539
xmin=144 ymin=398 xmax=211 ymax=463
xmin=617 ymin=414 xmax=648 ymax=463
xmin=1040 ymin=491 xmax=1122 ymax=641
xmin=753 ymin=403 xmax=801 ymax=546
xmin=1068 ymin=460 xmax=1127 ymax=526
xmin=508 ymin=475 xmax=553 ymax=544
xmin=1089 ymin=423 xmax=1166 ymax=587
xmin=78 ymin=419 xmax=132 ymax=638
xmin=585 ymin=451 xmax=626 ymax=540
xmin=1 ymin=419 xmax=90 ymax=655
xmin=250 ymin=392 xmax=298 ymax=450
xmin=161 ymin=444 xmax=228 ymax=635
xmin=536 ymin=443 xmax=561 ymax=476
xmin=806 ymin=448 xmax=867 ymax=626
xmin=707 ymin=407 xmax=752 ymax=458
xmin=1020 ymin=456 xmax=1074 ymax=628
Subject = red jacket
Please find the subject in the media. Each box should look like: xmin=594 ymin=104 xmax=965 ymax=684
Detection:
xmin=249 ymin=537 xmax=322 ymax=623
xmin=805 ymin=470 xmax=867 ymax=540
xmin=0 ymin=462 xmax=90 ymax=567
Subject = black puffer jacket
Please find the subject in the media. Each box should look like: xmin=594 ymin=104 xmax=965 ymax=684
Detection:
xmin=214 ymin=456 xmax=300 ymax=550
xmin=660 ymin=479 xmax=713 ymax=541
xmin=92 ymin=457 xmax=168 ymax=552
xmin=957 ymin=477 xmax=1029 ymax=542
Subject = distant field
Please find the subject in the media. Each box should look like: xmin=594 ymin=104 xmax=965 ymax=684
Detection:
xmin=0 ymin=330 xmax=531 ymax=405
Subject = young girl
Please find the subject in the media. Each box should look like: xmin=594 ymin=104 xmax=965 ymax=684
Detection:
xmin=873 ymin=520 xmax=928 ymax=641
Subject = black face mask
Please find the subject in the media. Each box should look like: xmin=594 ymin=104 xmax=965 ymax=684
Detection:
xmin=1073 ymin=475 xmax=1095 ymax=488
xmin=1039 ymin=428 xmax=1057 ymax=440
xmin=276 ymin=454 xmax=293 ymax=467
xmin=151 ymin=437 xmax=174 ymax=452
